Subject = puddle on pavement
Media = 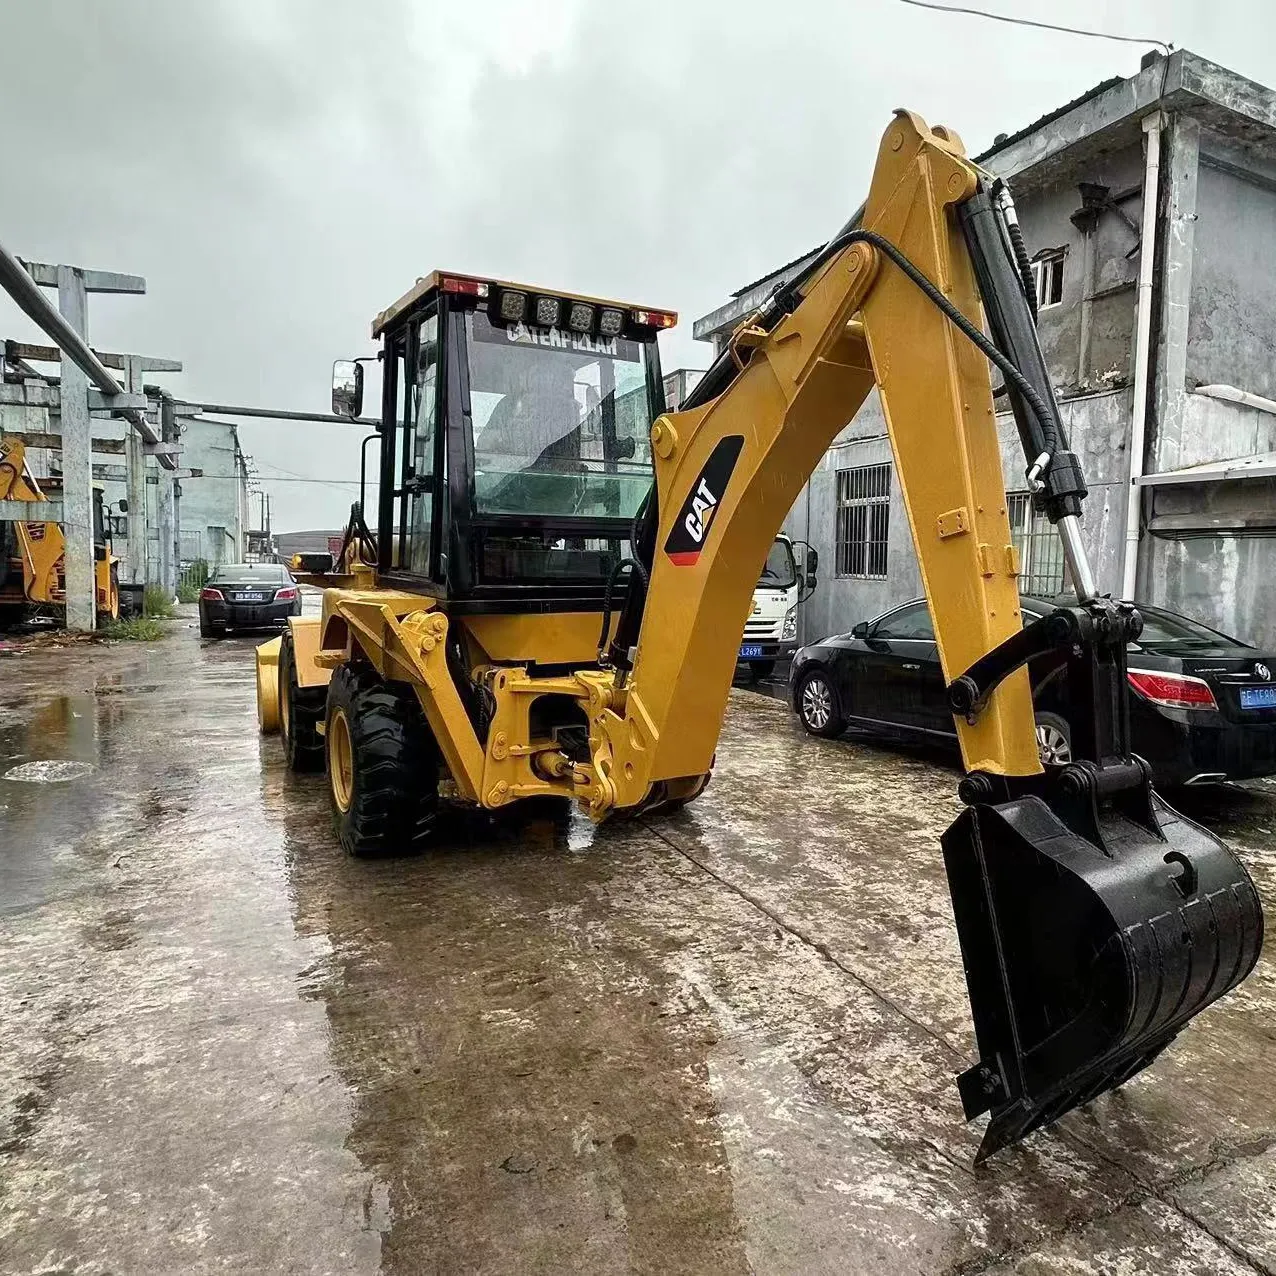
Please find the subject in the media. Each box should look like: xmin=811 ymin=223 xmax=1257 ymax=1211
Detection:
xmin=3 ymin=759 xmax=96 ymax=783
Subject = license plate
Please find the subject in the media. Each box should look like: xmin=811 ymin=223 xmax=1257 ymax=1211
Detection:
xmin=236 ymin=592 xmax=265 ymax=602
xmin=1240 ymin=686 xmax=1276 ymax=709
xmin=740 ymin=644 xmax=765 ymax=658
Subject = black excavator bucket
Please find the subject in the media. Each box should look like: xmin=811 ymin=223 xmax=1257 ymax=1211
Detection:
xmin=943 ymin=789 xmax=1263 ymax=1163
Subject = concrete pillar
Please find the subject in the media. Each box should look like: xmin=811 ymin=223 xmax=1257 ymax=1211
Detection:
xmin=1151 ymin=113 xmax=1201 ymax=473
xmin=156 ymin=395 xmax=175 ymax=594
xmin=55 ymin=265 xmax=95 ymax=632
xmin=124 ymin=356 xmax=148 ymax=585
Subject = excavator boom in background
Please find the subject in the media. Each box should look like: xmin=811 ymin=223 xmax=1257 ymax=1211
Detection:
xmin=258 ymin=111 xmax=1263 ymax=1161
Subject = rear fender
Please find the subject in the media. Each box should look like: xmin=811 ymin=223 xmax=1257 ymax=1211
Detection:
xmin=287 ymin=616 xmax=330 ymax=690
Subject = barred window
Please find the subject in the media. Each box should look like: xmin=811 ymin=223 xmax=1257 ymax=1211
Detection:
xmin=835 ymin=463 xmax=891 ymax=578
xmin=1007 ymin=491 xmax=1066 ymax=596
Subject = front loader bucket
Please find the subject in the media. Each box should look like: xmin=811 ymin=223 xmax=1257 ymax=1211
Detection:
xmin=943 ymin=792 xmax=1263 ymax=1163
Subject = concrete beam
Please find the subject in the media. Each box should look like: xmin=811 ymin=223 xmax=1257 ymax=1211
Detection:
xmin=87 ymin=389 xmax=148 ymax=413
xmin=0 ymin=499 xmax=63 ymax=521
xmin=5 ymin=339 xmax=182 ymax=373
xmin=20 ymin=261 xmax=146 ymax=294
xmin=1 ymin=431 xmax=128 ymax=455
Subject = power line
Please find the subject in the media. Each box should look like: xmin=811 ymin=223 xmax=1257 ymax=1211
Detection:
xmin=889 ymin=0 xmax=1171 ymax=52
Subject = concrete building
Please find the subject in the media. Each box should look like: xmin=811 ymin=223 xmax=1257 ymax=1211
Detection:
xmin=694 ymin=50 xmax=1276 ymax=648
xmin=171 ymin=415 xmax=252 ymax=569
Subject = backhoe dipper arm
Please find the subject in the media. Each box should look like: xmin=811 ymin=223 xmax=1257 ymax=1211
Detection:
xmin=588 ymin=110 xmax=1263 ymax=1164
xmin=592 ymin=111 xmax=1041 ymax=804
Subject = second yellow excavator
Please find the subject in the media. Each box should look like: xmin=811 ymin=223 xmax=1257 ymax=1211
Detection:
xmin=0 ymin=436 xmax=119 ymax=626
xmin=257 ymin=110 xmax=1263 ymax=1162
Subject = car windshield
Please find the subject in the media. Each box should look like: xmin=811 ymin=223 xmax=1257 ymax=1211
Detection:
xmin=212 ymin=563 xmax=287 ymax=581
xmin=466 ymin=310 xmax=655 ymax=520
xmin=758 ymin=539 xmax=797 ymax=589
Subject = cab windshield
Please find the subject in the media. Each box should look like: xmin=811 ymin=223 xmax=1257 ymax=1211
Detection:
xmin=758 ymin=538 xmax=797 ymax=589
xmin=466 ymin=310 xmax=655 ymax=520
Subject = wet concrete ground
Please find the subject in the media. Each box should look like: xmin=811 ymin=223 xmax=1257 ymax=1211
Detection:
xmin=2 ymin=611 xmax=1275 ymax=1274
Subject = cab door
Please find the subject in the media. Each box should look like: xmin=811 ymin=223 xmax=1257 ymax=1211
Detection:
xmin=385 ymin=309 xmax=443 ymax=582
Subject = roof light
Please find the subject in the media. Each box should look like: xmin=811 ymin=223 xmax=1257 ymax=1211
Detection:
xmin=632 ymin=308 xmax=676 ymax=329
xmin=440 ymin=276 xmax=489 ymax=297
xmin=1127 ymin=669 xmax=1218 ymax=711
xmin=599 ymin=307 xmax=624 ymax=337
xmin=497 ymin=289 xmax=527 ymax=322
xmin=534 ymin=296 xmax=561 ymax=327
xmin=567 ymin=301 xmax=594 ymax=333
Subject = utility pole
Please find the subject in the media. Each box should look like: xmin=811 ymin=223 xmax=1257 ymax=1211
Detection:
xmin=55 ymin=267 xmax=94 ymax=630
xmin=157 ymin=394 xmax=176 ymax=593
xmin=124 ymin=355 xmax=149 ymax=584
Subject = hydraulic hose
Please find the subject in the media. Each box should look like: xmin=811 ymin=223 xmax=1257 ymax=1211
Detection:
xmin=598 ymin=557 xmax=649 ymax=665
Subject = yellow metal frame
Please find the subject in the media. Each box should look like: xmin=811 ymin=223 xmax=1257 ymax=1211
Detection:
xmin=258 ymin=110 xmax=1039 ymax=821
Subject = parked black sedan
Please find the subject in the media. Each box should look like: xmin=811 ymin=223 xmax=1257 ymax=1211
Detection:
xmin=790 ymin=596 xmax=1276 ymax=787
xmin=198 ymin=562 xmax=302 ymax=638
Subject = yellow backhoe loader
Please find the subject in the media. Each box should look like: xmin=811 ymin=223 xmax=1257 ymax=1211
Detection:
xmin=257 ymin=111 xmax=1263 ymax=1161
xmin=0 ymin=436 xmax=119 ymax=626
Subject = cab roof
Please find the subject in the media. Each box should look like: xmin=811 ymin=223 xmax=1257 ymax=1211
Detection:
xmin=372 ymin=270 xmax=676 ymax=338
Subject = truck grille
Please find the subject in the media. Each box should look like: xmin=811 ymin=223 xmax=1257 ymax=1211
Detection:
xmin=744 ymin=617 xmax=783 ymax=639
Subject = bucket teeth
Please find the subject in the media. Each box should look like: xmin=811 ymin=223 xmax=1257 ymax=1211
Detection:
xmin=942 ymin=792 xmax=1263 ymax=1163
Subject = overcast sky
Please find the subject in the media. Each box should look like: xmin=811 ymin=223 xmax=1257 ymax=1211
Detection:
xmin=1 ymin=0 xmax=1272 ymax=530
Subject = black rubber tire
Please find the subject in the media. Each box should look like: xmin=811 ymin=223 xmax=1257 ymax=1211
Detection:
xmin=325 ymin=663 xmax=439 ymax=858
xmin=1034 ymin=711 xmax=1073 ymax=767
xmin=796 ymin=668 xmax=845 ymax=738
xmin=749 ymin=660 xmax=777 ymax=682
xmin=199 ymin=621 xmax=225 ymax=639
xmin=280 ymin=629 xmax=325 ymax=772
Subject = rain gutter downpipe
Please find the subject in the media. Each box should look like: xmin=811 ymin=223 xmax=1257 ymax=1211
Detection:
xmin=1122 ymin=112 xmax=1164 ymax=600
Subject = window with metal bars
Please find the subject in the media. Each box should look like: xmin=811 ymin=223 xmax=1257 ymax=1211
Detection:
xmin=1007 ymin=491 xmax=1066 ymax=596
xmin=835 ymin=463 xmax=891 ymax=578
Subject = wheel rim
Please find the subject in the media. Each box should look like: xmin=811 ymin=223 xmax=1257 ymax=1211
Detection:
xmin=802 ymin=676 xmax=832 ymax=729
xmin=1036 ymin=721 xmax=1071 ymax=766
xmin=329 ymin=707 xmax=354 ymax=812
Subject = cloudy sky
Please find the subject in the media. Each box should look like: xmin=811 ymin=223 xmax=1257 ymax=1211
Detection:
xmin=1 ymin=0 xmax=1271 ymax=530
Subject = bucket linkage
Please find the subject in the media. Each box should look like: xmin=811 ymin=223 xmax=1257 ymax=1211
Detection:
xmin=943 ymin=601 xmax=1264 ymax=1163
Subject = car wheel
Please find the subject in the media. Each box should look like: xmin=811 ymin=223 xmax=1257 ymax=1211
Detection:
xmin=326 ymin=662 xmax=439 ymax=857
xmin=199 ymin=620 xmax=225 ymax=639
xmin=797 ymin=670 xmax=845 ymax=738
xmin=280 ymin=629 xmax=325 ymax=772
xmin=1035 ymin=712 xmax=1072 ymax=766
xmin=749 ymin=660 xmax=776 ymax=682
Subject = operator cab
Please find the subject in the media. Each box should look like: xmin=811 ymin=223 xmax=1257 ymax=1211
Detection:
xmin=337 ymin=271 xmax=674 ymax=610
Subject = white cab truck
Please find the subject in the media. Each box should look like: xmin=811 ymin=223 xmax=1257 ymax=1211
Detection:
xmin=738 ymin=535 xmax=817 ymax=679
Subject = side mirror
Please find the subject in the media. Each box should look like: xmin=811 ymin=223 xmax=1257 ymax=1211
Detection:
xmin=807 ymin=547 xmax=819 ymax=573
xmin=852 ymin=621 xmax=870 ymax=639
xmin=806 ymin=569 xmax=818 ymax=591
xmin=117 ymin=498 xmax=129 ymax=513
xmin=332 ymin=360 xmax=364 ymax=419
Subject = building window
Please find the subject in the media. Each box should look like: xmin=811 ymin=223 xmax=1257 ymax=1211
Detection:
xmin=1007 ymin=492 xmax=1066 ymax=596
xmin=1031 ymin=249 xmax=1065 ymax=309
xmin=835 ymin=463 xmax=891 ymax=578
